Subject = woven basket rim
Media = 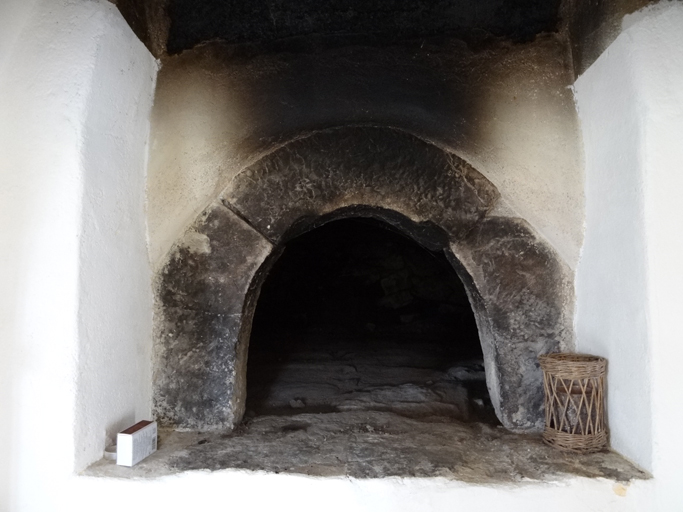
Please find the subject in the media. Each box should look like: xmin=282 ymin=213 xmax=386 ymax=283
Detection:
xmin=539 ymin=352 xmax=605 ymax=363
xmin=539 ymin=352 xmax=606 ymax=377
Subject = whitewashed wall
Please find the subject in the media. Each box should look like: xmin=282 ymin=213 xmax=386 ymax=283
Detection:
xmin=75 ymin=4 xmax=158 ymax=472
xmin=0 ymin=0 xmax=157 ymax=509
xmin=573 ymin=17 xmax=653 ymax=471
xmin=574 ymin=2 xmax=683 ymax=509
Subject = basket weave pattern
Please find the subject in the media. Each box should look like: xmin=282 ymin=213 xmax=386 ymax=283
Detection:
xmin=539 ymin=353 xmax=608 ymax=453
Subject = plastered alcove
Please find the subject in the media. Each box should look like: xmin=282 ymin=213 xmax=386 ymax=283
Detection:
xmin=5 ymin=1 xmax=683 ymax=510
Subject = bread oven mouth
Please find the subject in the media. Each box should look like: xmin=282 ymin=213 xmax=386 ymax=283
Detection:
xmin=246 ymin=216 xmax=498 ymax=424
xmin=153 ymin=126 xmax=573 ymax=436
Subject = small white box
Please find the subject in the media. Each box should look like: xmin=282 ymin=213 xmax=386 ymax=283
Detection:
xmin=116 ymin=420 xmax=157 ymax=467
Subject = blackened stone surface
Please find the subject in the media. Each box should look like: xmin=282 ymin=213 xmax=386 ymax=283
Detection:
xmin=165 ymin=0 xmax=561 ymax=54
xmin=224 ymin=127 xmax=499 ymax=244
xmin=155 ymin=129 xmax=573 ymax=432
xmin=283 ymin=206 xmax=453 ymax=253
xmin=451 ymin=217 xmax=573 ymax=430
xmin=154 ymin=202 xmax=273 ymax=429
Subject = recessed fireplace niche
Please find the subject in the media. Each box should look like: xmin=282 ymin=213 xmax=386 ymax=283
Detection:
xmin=153 ymin=126 xmax=573 ymax=432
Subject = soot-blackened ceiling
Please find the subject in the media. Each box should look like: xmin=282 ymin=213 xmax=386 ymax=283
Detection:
xmin=166 ymin=0 xmax=561 ymax=53
xmin=113 ymin=0 xmax=561 ymax=56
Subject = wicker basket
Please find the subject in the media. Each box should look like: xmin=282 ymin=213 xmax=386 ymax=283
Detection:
xmin=538 ymin=353 xmax=608 ymax=453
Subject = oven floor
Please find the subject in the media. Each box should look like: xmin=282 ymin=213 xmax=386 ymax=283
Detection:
xmin=245 ymin=327 xmax=497 ymax=424
xmin=87 ymin=328 xmax=646 ymax=483
xmin=85 ymin=410 xmax=646 ymax=483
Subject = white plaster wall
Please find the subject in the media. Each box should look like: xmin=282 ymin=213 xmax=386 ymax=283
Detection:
xmin=0 ymin=0 xmax=156 ymax=509
xmin=75 ymin=4 xmax=158 ymax=471
xmin=574 ymin=3 xmax=683 ymax=509
xmin=573 ymin=24 xmax=652 ymax=470
xmin=67 ymin=472 xmax=653 ymax=512
xmin=0 ymin=0 xmax=39 ymax=75
xmin=627 ymin=6 xmax=683 ymax=510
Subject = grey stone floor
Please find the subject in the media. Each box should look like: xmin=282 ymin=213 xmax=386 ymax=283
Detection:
xmin=86 ymin=410 xmax=647 ymax=483
xmin=88 ymin=328 xmax=647 ymax=483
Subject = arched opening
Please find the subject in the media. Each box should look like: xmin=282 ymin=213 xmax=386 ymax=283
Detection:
xmin=246 ymin=217 xmax=498 ymax=424
xmin=154 ymin=127 xmax=572 ymax=433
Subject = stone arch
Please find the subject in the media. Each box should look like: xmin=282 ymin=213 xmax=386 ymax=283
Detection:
xmin=153 ymin=126 xmax=573 ymax=432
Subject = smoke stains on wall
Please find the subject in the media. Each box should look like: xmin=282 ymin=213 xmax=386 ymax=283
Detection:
xmin=145 ymin=1 xmax=583 ymax=435
xmin=110 ymin=0 xmax=562 ymax=56
xmin=109 ymin=0 xmax=169 ymax=57
xmin=110 ymin=0 xmax=655 ymax=79
xmin=561 ymin=0 xmax=654 ymax=76
xmin=130 ymin=0 xmax=655 ymax=269
xmin=148 ymin=33 xmax=583 ymax=270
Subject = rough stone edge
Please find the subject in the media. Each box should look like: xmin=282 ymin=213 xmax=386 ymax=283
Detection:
xmin=221 ymin=126 xmax=501 ymax=244
xmin=450 ymin=217 xmax=575 ymax=431
xmin=152 ymin=201 xmax=274 ymax=430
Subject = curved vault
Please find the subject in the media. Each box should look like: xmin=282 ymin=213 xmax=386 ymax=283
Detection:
xmin=153 ymin=126 xmax=573 ymax=432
